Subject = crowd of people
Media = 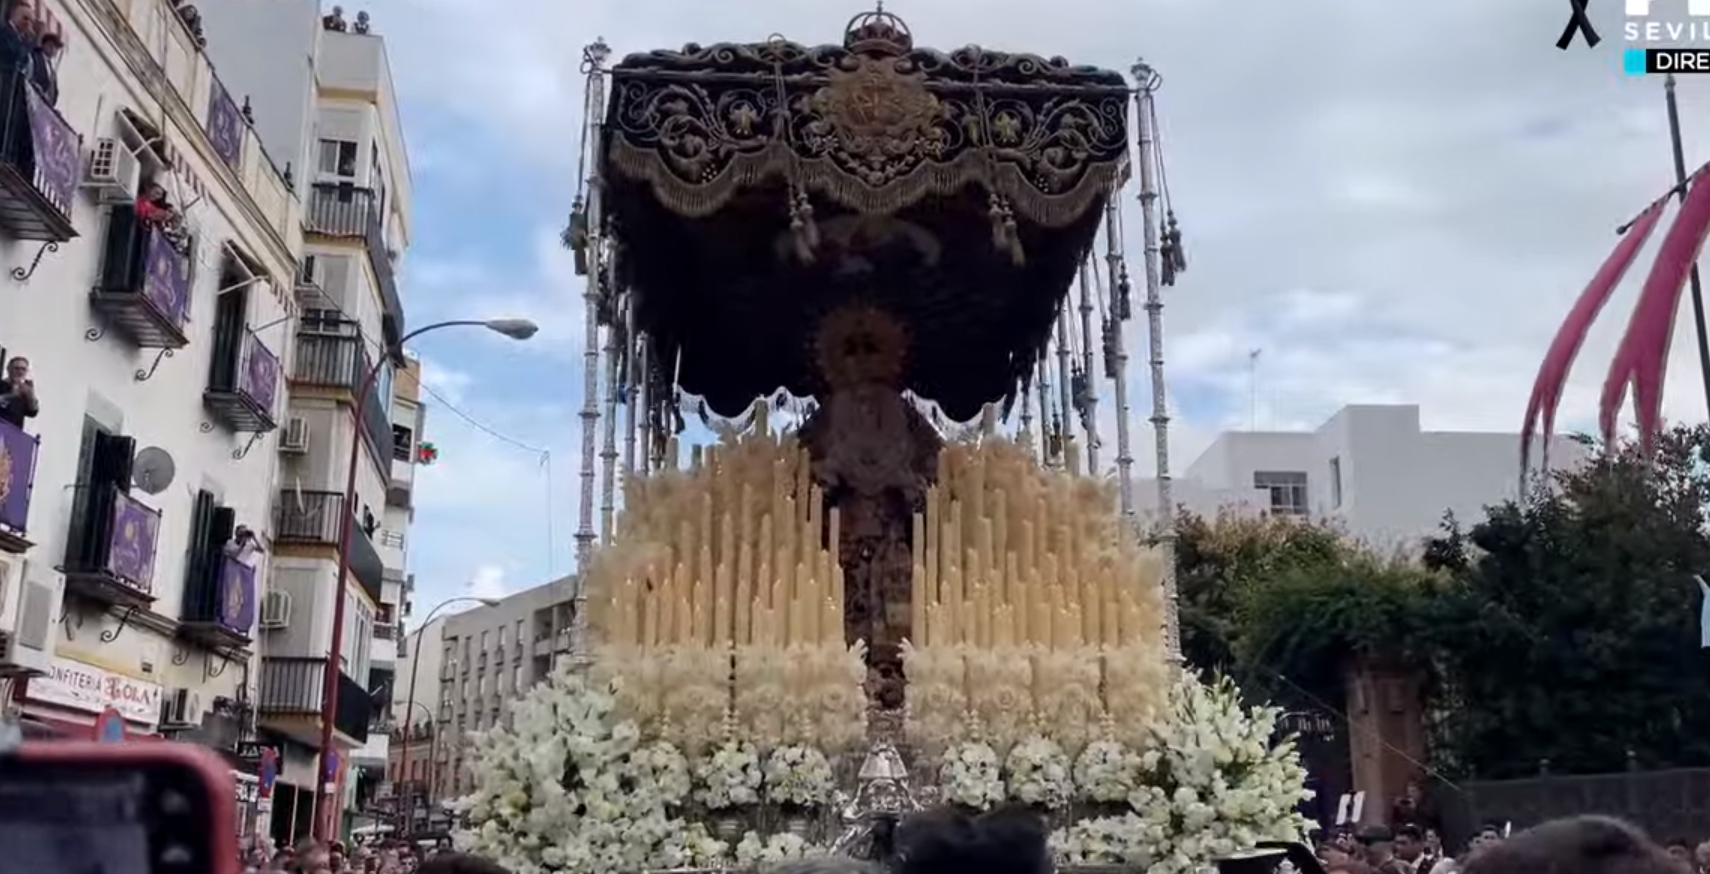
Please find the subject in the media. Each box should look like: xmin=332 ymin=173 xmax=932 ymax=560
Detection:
xmin=249 ymin=808 xmax=1708 ymax=874
xmin=243 ymin=835 xmax=456 ymax=874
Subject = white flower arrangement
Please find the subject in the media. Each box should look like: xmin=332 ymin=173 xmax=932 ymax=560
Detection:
xmin=1073 ymin=738 xmax=1140 ymax=804
xmin=762 ymin=744 xmax=837 ymax=810
xmin=732 ymin=832 xmax=823 ymax=868
xmin=694 ymin=739 xmax=764 ymax=810
xmin=937 ymin=740 xmax=1006 ymax=810
xmin=1006 ymin=735 xmax=1074 ymax=810
xmin=627 ymin=740 xmax=693 ymax=807
xmin=1048 ymin=671 xmax=1315 ymax=874
xmin=451 ymin=665 xmax=730 ymax=874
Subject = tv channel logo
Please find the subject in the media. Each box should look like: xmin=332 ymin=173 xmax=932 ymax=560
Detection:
xmin=1613 ymin=0 xmax=1710 ymax=73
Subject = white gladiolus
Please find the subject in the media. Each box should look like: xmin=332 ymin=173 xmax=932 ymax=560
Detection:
xmin=1006 ymin=735 xmax=1074 ymax=809
xmin=693 ymin=740 xmax=764 ymax=810
xmin=1049 ymin=671 xmax=1315 ymax=874
xmin=451 ymin=665 xmax=729 ymax=874
xmin=762 ymin=745 xmax=837 ymax=809
xmin=937 ymin=741 xmax=1006 ymax=810
xmin=733 ymin=831 xmax=824 ymax=867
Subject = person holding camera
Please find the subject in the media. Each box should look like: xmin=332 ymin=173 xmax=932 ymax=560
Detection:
xmin=0 ymin=356 xmax=38 ymax=428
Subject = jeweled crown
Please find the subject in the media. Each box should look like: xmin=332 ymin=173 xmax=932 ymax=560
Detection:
xmin=843 ymin=6 xmax=913 ymax=56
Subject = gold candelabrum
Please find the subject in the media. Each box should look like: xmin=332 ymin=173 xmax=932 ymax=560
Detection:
xmin=584 ymin=400 xmax=1171 ymax=759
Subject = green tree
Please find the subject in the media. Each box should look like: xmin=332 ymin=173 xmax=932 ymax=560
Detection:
xmin=1173 ymin=511 xmax=1349 ymax=676
xmin=1421 ymin=425 xmax=1710 ymax=779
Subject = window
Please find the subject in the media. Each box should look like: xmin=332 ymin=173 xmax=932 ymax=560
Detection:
xmin=497 ymin=625 xmax=507 ymax=649
xmin=1329 ymin=457 xmax=1343 ymax=508
xmin=1253 ymin=471 xmax=1309 ymax=516
xmin=392 ymin=423 xmax=414 ymax=461
xmin=318 ymin=138 xmax=358 ymax=177
xmin=300 ymin=307 xmax=346 ymax=335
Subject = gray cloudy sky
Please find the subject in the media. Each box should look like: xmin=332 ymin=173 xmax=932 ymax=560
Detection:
xmin=351 ymin=0 xmax=1710 ymax=600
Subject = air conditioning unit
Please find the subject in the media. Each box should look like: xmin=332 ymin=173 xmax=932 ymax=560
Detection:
xmin=84 ymin=137 xmax=139 ymax=205
xmin=279 ymin=417 xmax=310 ymax=454
xmin=160 ymin=687 xmax=202 ymax=729
xmin=0 ymin=560 xmax=55 ymax=676
xmin=259 ymin=590 xmax=291 ymax=629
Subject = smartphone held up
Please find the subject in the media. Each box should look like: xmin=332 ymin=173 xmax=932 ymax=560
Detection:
xmin=0 ymin=740 xmax=239 ymax=874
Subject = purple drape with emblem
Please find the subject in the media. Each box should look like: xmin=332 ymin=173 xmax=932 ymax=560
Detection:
xmin=205 ymin=79 xmax=243 ymax=169
xmin=240 ymin=331 xmax=279 ymax=415
xmin=0 ymin=417 xmax=38 ymax=533
xmin=217 ymin=555 xmax=256 ymax=634
xmin=24 ymin=85 xmax=77 ymax=215
xmin=142 ymin=230 xmax=190 ymax=328
xmin=106 ymin=489 xmax=160 ymax=594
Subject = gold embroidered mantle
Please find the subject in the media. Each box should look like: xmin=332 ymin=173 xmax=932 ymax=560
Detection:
xmin=602 ymin=39 xmax=1131 ymax=227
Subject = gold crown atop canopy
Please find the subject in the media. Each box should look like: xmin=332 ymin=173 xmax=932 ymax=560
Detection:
xmin=843 ymin=5 xmax=913 ymax=56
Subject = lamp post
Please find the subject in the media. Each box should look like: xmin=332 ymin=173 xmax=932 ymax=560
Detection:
xmin=313 ymin=318 xmax=537 ymax=840
xmin=395 ymin=595 xmax=498 ymax=835
xmin=397 ymin=700 xmax=436 ymax=835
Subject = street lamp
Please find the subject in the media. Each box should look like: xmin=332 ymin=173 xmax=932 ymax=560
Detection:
xmin=394 ymin=595 xmax=498 ymax=835
xmin=313 ymin=318 xmax=536 ymax=840
xmin=396 ymin=700 xmax=437 ymax=834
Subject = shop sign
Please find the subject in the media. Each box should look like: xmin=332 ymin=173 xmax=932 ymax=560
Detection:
xmin=26 ymin=656 xmax=162 ymax=728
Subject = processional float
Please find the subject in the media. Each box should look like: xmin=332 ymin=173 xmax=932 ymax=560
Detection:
xmin=556 ymin=4 xmax=1189 ymax=846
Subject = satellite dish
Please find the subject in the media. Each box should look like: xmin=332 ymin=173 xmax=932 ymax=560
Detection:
xmin=132 ymin=446 xmax=176 ymax=495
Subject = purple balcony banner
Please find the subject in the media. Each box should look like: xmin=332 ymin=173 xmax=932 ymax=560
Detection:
xmin=0 ymin=417 xmax=38 ymax=533
xmin=24 ymin=84 xmax=78 ymax=215
xmin=205 ymin=79 xmax=243 ymax=169
xmin=217 ymin=555 xmax=256 ymax=635
xmin=106 ymin=489 xmax=160 ymax=595
xmin=240 ymin=332 xmax=279 ymax=415
xmin=142 ymin=230 xmax=190 ymax=328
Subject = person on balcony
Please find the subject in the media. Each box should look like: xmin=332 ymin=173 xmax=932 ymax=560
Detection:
xmin=0 ymin=0 xmax=39 ymax=176
xmin=0 ymin=356 xmax=38 ymax=429
xmin=30 ymin=23 xmax=59 ymax=107
xmin=137 ymin=181 xmax=189 ymax=253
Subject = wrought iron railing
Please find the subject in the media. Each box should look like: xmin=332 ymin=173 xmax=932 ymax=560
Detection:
xmin=256 ymin=657 xmax=372 ymax=743
xmin=305 ymin=182 xmax=403 ymax=339
xmin=273 ymin=488 xmax=384 ymax=604
xmin=0 ymin=68 xmax=78 ymax=241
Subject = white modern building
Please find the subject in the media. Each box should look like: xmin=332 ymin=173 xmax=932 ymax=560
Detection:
xmin=201 ymin=0 xmax=415 ymax=843
xmin=1138 ymin=404 xmax=1589 ymax=549
xmin=0 ymin=0 xmax=301 ymax=842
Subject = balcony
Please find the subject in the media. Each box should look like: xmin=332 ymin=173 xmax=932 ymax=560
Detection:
xmin=273 ymin=489 xmax=384 ymax=605
xmin=179 ymin=551 xmax=254 ymax=654
xmin=305 ymin=182 xmax=403 ymax=344
xmin=0 ymin=416 xmax=40 ymax=553
xmin=291 ymin=330 xmax=392 ymax=472
xmin=256 ymin=657 xmax=371 ymax=746
xmin=204 ymin=323 xmax=280 ymax=433
xmin=89 ymin=213 xmax=191 ymax=349
xmin=62 ymin=483 xmax=161 ymax=610
xmin=0 ymin=71 xmax=76 ymax=242
xmin=112 ymin=0 xmax=298 ymax=244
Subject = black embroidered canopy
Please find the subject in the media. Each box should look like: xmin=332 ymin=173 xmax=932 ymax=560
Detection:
xmin=602 ymin=9 xmax=1131 ymax=421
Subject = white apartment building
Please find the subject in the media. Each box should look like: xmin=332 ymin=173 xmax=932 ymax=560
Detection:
xmin=0 ymin=0 xmax=302 ymax=842
xmin=202 ymin=0 xmax=416 ymax=843
xmin=1138 ymin=404 xmax=1589 ymax=549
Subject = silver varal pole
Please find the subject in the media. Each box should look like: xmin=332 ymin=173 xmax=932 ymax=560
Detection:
xmin=1102 ymin=201 xmax=1134 ymax=522
xmin=574 ymin=38 xmax=610 ymax=576
xmin=1078 ymin=264 xmax=1100 ymax=475
xmin=1055 ymin=315 xmax=1075 ymax=475
xmin=634 ymin=332 xmax=649 ymax=477
xmin=599 ymin=287 xmax=621 ymax=546
xmin=1133 ymin=58 xmax=1179 ymax=658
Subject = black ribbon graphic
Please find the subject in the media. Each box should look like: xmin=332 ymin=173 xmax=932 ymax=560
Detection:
xmin=1558 ymin=0 xmax=1601 ymax=49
